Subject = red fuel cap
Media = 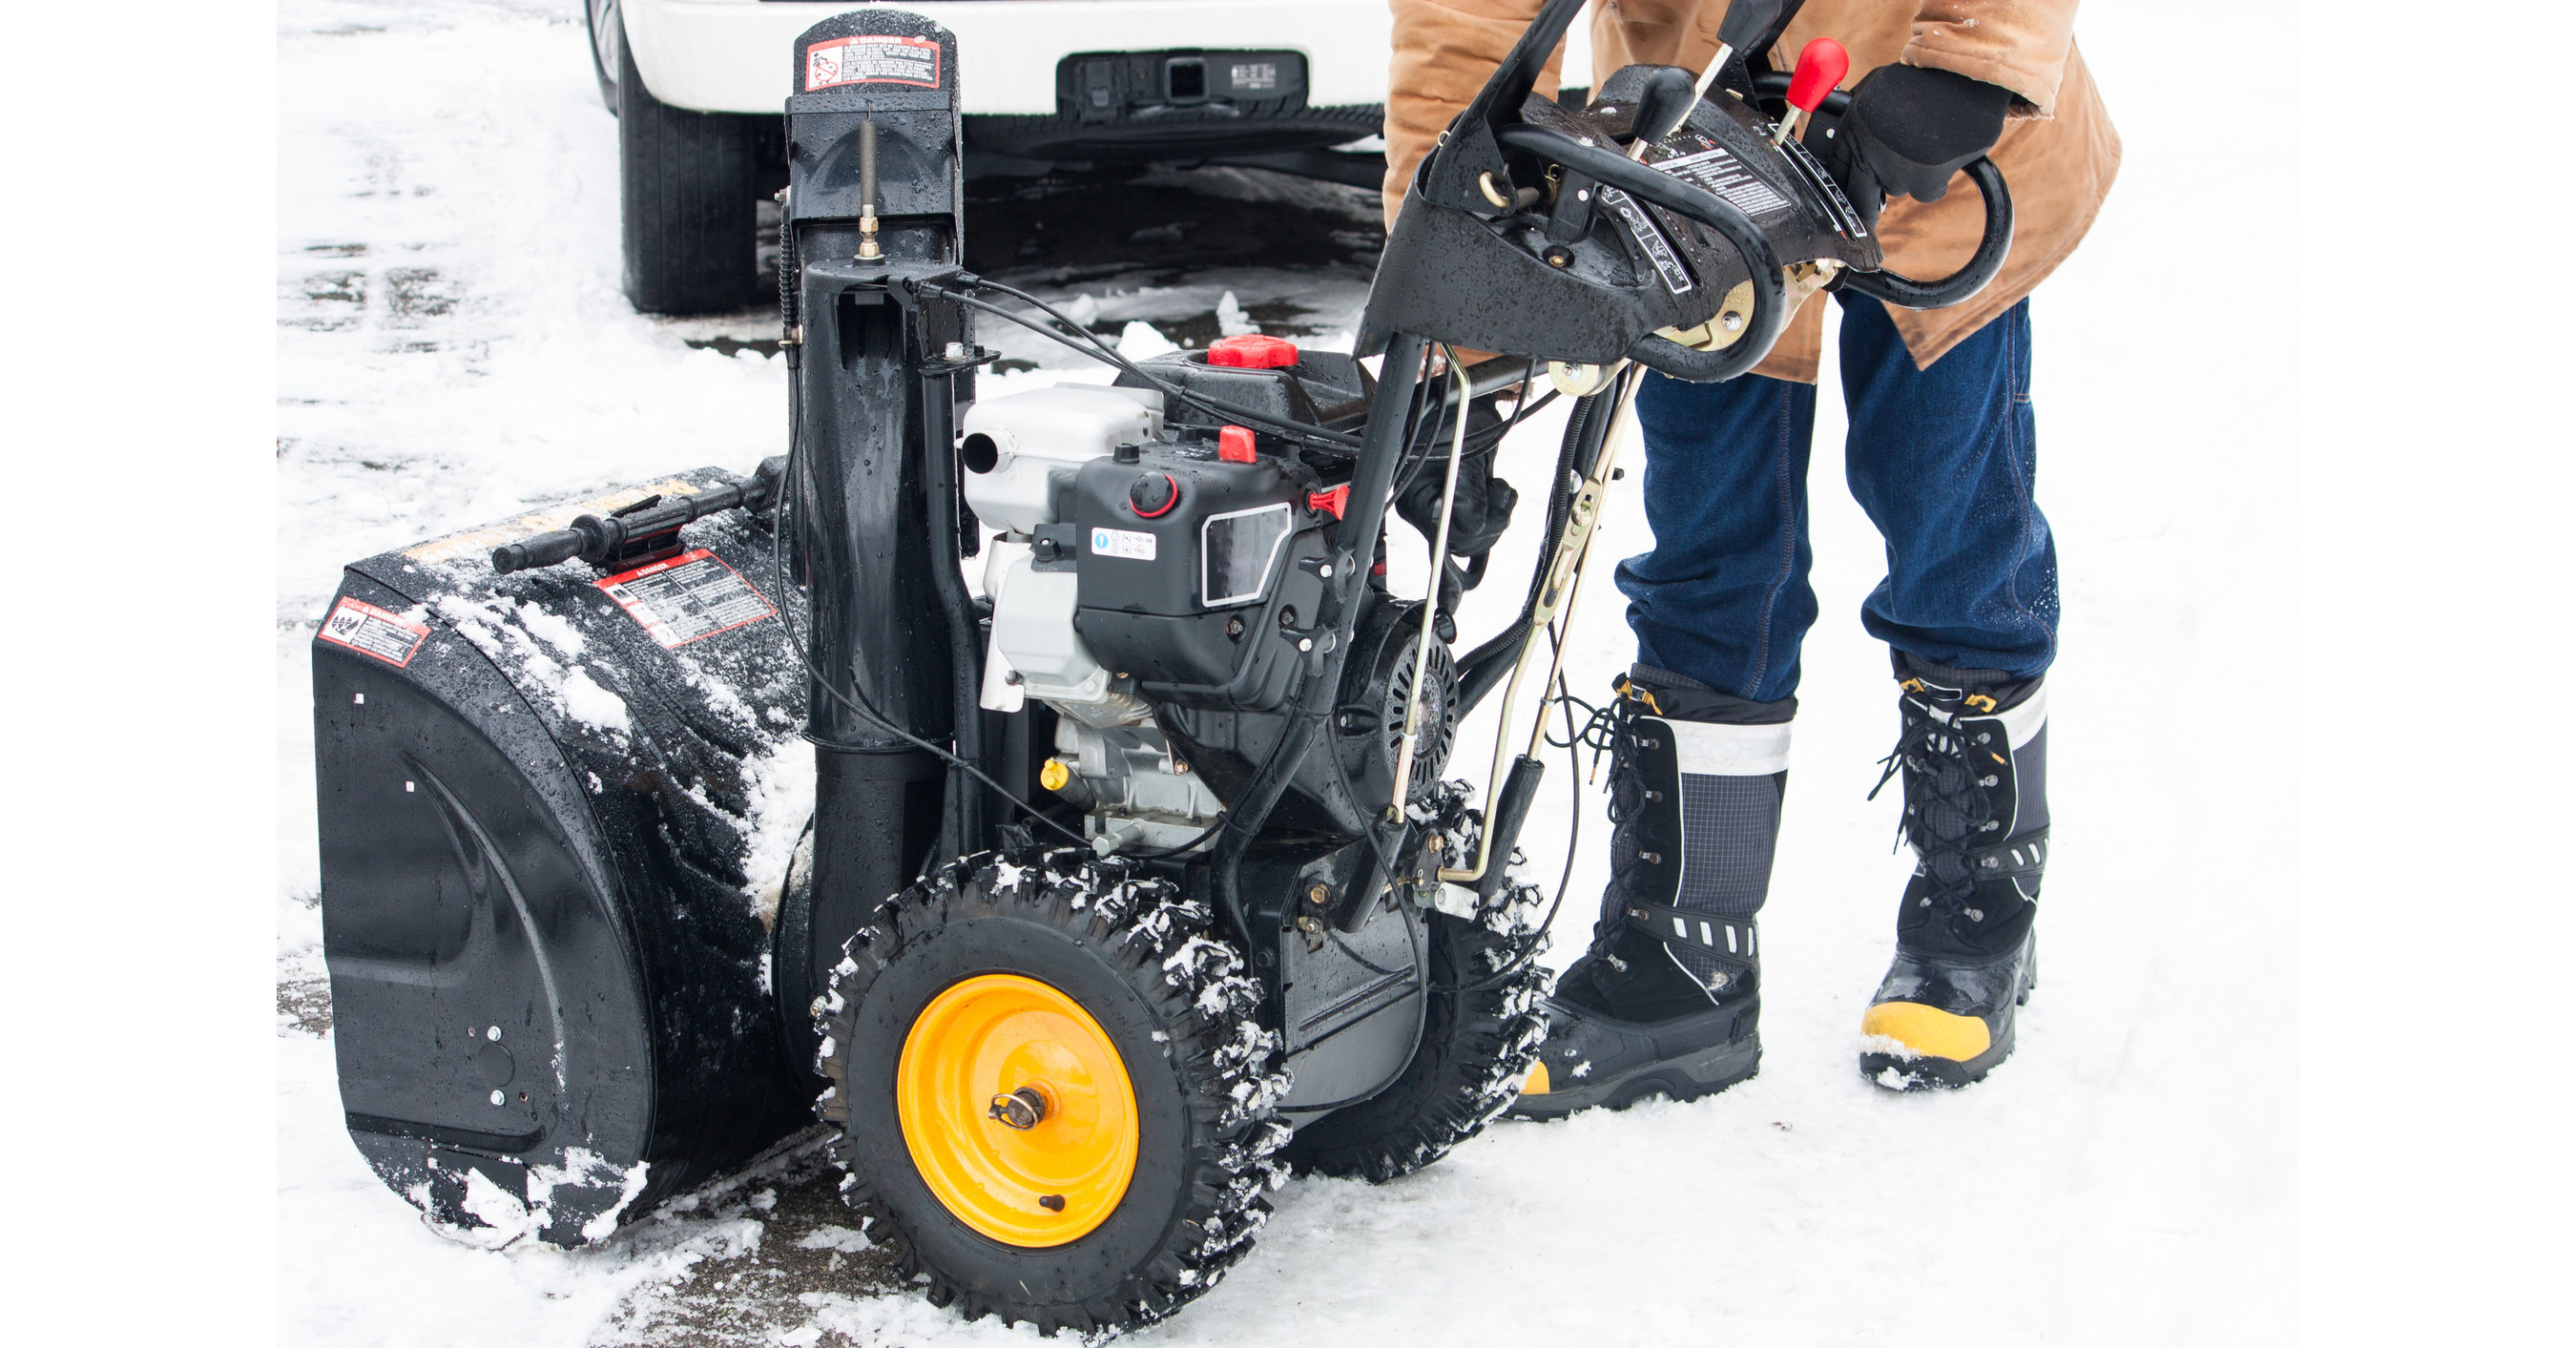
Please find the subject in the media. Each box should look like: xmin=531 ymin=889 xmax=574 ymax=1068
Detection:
xmin=1208 ymin=334 xmax=1299 ymax=368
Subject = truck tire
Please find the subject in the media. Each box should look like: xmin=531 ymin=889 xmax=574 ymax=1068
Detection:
xmin=816 ymin=851 xmax=1294 ymax=1335
xmin=616 ymin=30 xmax=761 ymax=315
xmin=584 ymin=0 xmax=621 ymax=114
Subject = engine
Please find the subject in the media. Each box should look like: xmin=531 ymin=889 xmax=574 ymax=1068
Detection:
xmin=962 ymin=341 xmax=1459 ymax=853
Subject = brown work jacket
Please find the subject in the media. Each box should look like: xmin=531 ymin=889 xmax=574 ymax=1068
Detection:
xmin=1383 ymin=0 xmax=2122 ymax=379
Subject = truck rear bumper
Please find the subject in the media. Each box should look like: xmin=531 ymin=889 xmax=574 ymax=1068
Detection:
xmin=623 ymin=0 xmax=1393 ymax=116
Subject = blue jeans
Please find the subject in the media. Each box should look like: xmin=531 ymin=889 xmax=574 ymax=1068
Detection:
xmin=1615 ymin=291 xmax=2056 ymax=703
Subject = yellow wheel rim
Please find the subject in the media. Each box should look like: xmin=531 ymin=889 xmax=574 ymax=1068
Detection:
xmin=896 ymin=973 xmax=1140 ymax=1247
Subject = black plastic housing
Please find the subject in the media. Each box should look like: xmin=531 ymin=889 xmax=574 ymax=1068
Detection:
xmin=314 ymin=469 xmax=813 ymax=1244
xmin=784 ymin=10 xmax=979 ymax=1003
xmin=1070 ymin=441 xmax=1331 ymax=712
xmin=1115 ymin=349 xmax=1374 ymax=436
xmin=1359 ymin=71 xmax=1879 ymax=364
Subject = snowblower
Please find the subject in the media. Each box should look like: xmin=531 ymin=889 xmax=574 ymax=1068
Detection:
xmin=310 ymin=0 xmax=2007 ymax=1328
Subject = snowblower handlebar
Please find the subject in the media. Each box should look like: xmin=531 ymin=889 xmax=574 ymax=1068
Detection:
xmin=491 ymin=456 xmax=788 ymax=574
xmin=1743 ymin=70 xmax=2014 ymax=310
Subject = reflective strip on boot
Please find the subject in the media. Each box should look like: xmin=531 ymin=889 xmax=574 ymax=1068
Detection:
xmin=1655 ymin=718 xmax=1788 ymax=990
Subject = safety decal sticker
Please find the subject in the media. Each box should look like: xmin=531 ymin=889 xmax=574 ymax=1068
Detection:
xmin=595 ymin=549 xmax=778 ymax=650
xmin=1599 ymin=188 xmax=1695 ymax=295
xmin=804 ymin=34 xmax=941 ymax=92
xmin=1090 ymin=527 xmax=1157 ymax=561
xmin=318 ymin=596 xmax=430 ymax=668
xmin=1652 ymin=145 xmax=1795 ymax=219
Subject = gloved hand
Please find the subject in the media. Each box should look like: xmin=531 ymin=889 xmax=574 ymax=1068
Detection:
xmin=1396 ymin=448 xmax=1518 ymax=564
xmin=1814 ymin=64 xmax=2013 ymax=220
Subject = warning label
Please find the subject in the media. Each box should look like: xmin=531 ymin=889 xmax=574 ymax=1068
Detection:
xmin=1654 ymin=144 xmax=1795 ymax=219
xmin=318 ymin=596 xmax=430 ymax=668
xmin=1090 ymin=527 xmax=1156 ymax=561
xmin=804 ymin=35 xmax=941 ymax=92
xmin=595 ymin=549 xmax=778 ymax=650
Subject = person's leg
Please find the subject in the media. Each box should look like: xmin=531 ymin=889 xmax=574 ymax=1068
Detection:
xmin=1840 ymin=290 xmax=2055 ymax=674
xmin=1616 ymin=371 xmax=1819 ymax=702
xmin=1837 ymin=291 xmax=2053 ymax=1089
xmin=1512 ymin=371 xmax=1812 ymax=1119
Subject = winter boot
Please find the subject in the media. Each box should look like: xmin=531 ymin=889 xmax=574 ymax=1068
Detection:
xmin=1509 ymin=666 xmax=1789 ymax=1120
xmin=1859 ymin=655 xmax=2049 ymax=1089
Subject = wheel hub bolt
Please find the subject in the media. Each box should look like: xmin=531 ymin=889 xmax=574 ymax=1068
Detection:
xmin=988 ymin=1087 xmax=1048 ymax=1130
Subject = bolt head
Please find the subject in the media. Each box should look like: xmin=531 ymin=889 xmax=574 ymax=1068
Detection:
xmin=987 ymin=1087 xmax=1048 ymax=1130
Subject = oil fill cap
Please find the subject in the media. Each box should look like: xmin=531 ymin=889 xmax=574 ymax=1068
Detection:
xmin=1207 ymin=334 xmax=1298 ymax=368
xmin=1129 ymin=472 xmax=1179 ymax=518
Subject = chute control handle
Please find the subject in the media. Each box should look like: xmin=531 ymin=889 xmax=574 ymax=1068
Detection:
xmin=489 ymin=456 xmax=789 ymax=575
xmin=1774 ymin=37 xmax=1849 ymax=144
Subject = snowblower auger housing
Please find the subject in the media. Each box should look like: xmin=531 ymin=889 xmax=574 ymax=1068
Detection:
xmin=312 ymin=465 xmax=815 ymax=1242
xmin=312 ymin=0 xmax=2012 ymax=1323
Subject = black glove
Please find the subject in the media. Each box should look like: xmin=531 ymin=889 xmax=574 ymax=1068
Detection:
xmin=1814 ymin=64 xmax=2012 ymax=216
xmin=1396 ymin=449 xmax=1518 ymax=566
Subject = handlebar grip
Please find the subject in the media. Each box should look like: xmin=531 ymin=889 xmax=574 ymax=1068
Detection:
xmin=490 ymin=526 xmax=592 ymax=574
xmin=1836 ymin=156 xmax=2012 ymax=309
xmin=1473 ymin=755 xmax=1548 ymax=902
xmin=1743 ymin=72 xmax=2012 ymax=310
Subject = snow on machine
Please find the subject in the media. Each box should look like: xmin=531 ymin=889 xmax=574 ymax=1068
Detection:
xmin=310 ymin=0 xmax=2009 ymax=1330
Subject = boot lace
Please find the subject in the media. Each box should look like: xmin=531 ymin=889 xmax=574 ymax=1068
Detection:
xmin=1548 ymin=682 xmax=1657 ymax=968
xmin=1867 ymin=691 xmax=2003 ymax=913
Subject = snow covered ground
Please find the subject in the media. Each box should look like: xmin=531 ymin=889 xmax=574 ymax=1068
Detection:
xmin=275 ymin=2 xmax=2296 ymax=1343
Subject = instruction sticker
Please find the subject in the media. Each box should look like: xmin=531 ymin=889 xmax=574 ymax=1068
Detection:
xmin=1090 ymin=527 xmax=1157 ymax=561
xmin=804 ymin=34 xmax=941 ymax=92
xmin=317 ymin=596 xmax=430 ymax=668
xmin=1653 ymin=144 xmax=1795 ymax=219
xmin=1599 ymin=188 xmax=1694 ymax=295
xmin=595 ymin=549 xmax=778 ymax=650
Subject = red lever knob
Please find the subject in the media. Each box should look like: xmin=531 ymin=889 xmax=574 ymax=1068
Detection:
xmin=1785 ymin=37 xmax=1849 ymax=113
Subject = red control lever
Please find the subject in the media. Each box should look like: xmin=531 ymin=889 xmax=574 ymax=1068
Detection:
xmin=1775 ymin=37 xmax=1849 ymax=143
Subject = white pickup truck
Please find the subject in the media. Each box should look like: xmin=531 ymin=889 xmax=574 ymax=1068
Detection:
xmin=587 ymin=1 xmax=1396 ymax=313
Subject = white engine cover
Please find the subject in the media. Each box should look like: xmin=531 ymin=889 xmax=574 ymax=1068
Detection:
xmin=960 ymin=384 xmax=1164 ymax=534
xmin=980 ymin=539 xmax=1114 ymax=714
